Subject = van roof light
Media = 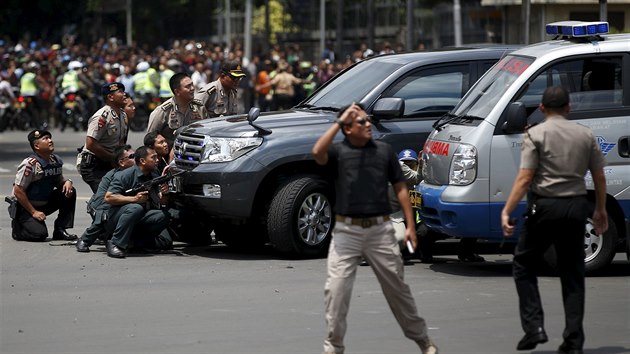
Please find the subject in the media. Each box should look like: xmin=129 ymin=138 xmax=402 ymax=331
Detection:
xmin=545 ymin=21 xmax=609 ymax=37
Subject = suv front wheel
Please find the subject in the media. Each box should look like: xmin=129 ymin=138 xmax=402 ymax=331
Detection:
xmin=267 ymin=175 xmax=333 ymax=257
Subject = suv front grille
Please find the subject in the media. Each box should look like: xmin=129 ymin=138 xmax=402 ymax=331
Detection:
xmin=174 ymin=132 xmax=205 ymax=169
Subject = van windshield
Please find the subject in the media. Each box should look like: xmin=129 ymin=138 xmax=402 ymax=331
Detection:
xmin=452 ymin=55 xmax=534 ymax=119
xmin=300 ymin=60 xmax=404 ymax=111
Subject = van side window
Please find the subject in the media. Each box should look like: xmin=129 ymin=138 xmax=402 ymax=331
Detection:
xmin=382 ymin=65 xmax=469 ymax=118
xmin=513 ymin=56 xmax=623 ymax=123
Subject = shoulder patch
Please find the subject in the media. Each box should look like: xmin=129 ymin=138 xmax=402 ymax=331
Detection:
xmin=98 ymin=117 xmax=106 ymax=129
xmin=161 ymin=101 xmax=173 ymax=111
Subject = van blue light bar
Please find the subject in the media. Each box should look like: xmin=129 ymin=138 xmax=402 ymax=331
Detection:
xmin=545 ymin=21 xmax=609 ymax=37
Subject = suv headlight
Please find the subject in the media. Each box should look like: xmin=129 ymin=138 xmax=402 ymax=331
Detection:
xmin=200 ymin=137 xmax=262 ymax=163
xmin=449 ymin=143 xmax=477 ymax=185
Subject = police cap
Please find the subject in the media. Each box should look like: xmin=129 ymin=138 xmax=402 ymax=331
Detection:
xmin=221 ymin=60 xmax=246 ymax=78
xmin=28 ymin=129 xmax=52 ymax=147
xmin=101 ymin=82 xmax=125 ymax=96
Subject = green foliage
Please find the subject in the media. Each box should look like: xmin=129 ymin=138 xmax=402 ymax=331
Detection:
xmin=252 ymin=0 xmax=297 ymax=44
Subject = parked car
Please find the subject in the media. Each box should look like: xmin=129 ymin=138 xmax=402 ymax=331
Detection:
xmin=170 ymin=46 xmax=518 ymax=256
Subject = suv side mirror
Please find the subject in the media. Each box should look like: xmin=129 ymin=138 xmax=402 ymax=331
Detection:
xmin=247 ymin=107 xmax=261 ymax=122
xmin=372 ymin=97 xmax=405 ymax=120
xmin=246 ymin=107 xmax=271 ymax=136
xmin=502 ymin=102 xmax=527 ymax=134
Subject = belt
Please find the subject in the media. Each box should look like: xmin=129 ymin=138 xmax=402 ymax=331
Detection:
xmin=335 ymin=215 xmax=390 ymax=228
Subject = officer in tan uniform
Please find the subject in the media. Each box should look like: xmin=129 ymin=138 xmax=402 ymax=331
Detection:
xmin=501 ymin=86 xmax=608 ymax=354
xmin=147 ymin=72 xmax=205 ymax=150
xmin=79 ymin=82 xmax=128 ymax=192
xmin=9 ymin=130 xmax=77 ymax=242
xmin=194 ymin=60 xmax=245 ymax=118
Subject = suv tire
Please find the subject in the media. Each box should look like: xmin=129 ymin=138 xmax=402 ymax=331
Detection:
xmin=267 ymin=175 xmax=333 ymax=256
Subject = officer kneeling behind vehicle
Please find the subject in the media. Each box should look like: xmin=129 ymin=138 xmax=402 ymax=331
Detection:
xmin=7 ymin=130 xmax=77 ymax=242
xmin=103 ymin=146 xmax=173 ymax=258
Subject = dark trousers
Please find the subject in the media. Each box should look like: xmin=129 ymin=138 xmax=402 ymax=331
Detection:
xmin=80 ymin=208 xmax=108 ymax=246
xmin=79 ymin=156 xmax=111 ymax=193
xmin=13 ymin=188 xmax=76 ymax=241
xmin=513 ymin=195 xmax=588 ymax=349
xmin=107 ymin=204 xmax=170 ymax=250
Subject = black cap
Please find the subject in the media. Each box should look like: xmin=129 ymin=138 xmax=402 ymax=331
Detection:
xmin=221 ymin=60 xmax=246 ymax=77
xmin=28 ymin=129 xmax=51 ymax=147
xmin=101 ymin=82 xmax=125 ymax=96
xmin=542 ymin=86 xmax=569 ymax=108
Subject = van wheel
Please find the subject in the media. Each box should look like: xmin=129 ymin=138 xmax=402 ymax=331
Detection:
xmin=544 ymin=214 xmax=617 ymax=275
xmin=267 ymin=176 xmax=333 ymax=257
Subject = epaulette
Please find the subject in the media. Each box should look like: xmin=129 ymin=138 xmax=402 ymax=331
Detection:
xmin=205 ymin=86 xmax=216 ymax=95
xmin=26 ymin=157 xmax=38 ymax=166
xmin=101 ymin=110 xmax=110 ymax=119
xmin=161 ymin=101 xmax=174 ymax=111
xmin=191 ymin=99 xmax=203 ymax=106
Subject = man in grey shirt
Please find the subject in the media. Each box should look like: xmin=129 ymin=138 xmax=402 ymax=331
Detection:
xmin=501 ymin=86 xmax=607 ymax=354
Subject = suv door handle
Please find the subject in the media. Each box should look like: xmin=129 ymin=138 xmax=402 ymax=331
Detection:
xmin=619 ymin=136 xmax=630 ymax=158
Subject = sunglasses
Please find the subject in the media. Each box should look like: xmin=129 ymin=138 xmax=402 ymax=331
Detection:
xmin=355 ymin=116 xmax=373 ymax=125
xmin=122 ymin=153 xmax=135 ymax=160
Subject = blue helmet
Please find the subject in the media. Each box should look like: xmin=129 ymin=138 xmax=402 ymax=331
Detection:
xmin=398 ymin=149 xmax=418 ymax=161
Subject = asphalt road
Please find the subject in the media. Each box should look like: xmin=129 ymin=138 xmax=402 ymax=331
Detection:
xmin=1 ymin=128 xmax=629 ymax=354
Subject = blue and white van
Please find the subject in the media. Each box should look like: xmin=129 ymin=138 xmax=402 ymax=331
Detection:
xmin=418 ymin=22 xmax=630 ymax=273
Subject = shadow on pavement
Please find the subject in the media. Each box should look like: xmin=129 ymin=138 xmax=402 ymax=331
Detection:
xmin=533 ymin=346 xmax=630 ymax=354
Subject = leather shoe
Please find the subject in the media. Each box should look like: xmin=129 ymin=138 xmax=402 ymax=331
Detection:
xmin=517 ymin=327 xmax=548 ymax=350
xmin=107 ymin=241 xmax=126 ymax=258
xmin=52 ymin=229 xmax=78 ymax=241
xmin=558 ymin=343 xmax=583 ymax=354
xmin=75 ymin=239 xmax=90 ymax=253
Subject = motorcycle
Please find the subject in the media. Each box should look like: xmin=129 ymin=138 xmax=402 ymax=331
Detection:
xmin=0 ymin=95 xmax=15 ymax=131
xmin=60 ymin=92 xmax=86 ymax=131
xmin=129 ymin=93 xmax=160 ymax=132
xmin=10 ymin=95 xmax=38 ymax=131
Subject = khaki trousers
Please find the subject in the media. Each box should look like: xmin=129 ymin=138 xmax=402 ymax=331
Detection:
xmin=323 ymin=220 xmax=429 ymax=354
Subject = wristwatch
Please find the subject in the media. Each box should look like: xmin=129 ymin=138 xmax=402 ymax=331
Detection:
xmin=65 ymin=179 xmax=73 ymax=184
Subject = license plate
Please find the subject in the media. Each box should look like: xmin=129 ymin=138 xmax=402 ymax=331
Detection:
xmin=409 ymin=190 xmax=423 ymax=209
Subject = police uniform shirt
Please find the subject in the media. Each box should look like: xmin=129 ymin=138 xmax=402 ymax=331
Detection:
xmin=88 ymin=168 xmax=118 ymax=211
xmin=147 ymin=97 xmax=206 ymax=146
xmin=194 ymin=79 xmax=238 ymax=118
xmin=14 ymin=153 xmax=64 ymax=206
xmin=328 ymin=139 xmax=404 ymax=217
xmin=107 ymin=165 xmax=161 ymax=210
xmin=83 ymin=105 xmax=128 ymax=155
xmin=520 ymin=114 xmax=607 ymax=197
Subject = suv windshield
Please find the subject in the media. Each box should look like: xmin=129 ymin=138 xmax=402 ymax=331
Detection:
xmin=452 ymin=55 xmax=535 ymax=119
xmin=301 ymin=60 xmax=404 ymax=110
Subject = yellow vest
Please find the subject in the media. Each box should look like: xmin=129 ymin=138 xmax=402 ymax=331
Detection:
xmin=20 ymin=72 xmax=37 ymax=96
xmin=61 ymin=70 xmax=80 ymax=92
xmin=159 ymin=69 xmax=175 ymax=98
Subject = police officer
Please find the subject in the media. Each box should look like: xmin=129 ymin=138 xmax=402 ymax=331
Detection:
xmin=10 ymin=130 xmax=77 ymax=242
xmin=103 ymin=146 xmax=172 ymax=258
xmin=79 ymin=82 xmax=128 ymax=192
xmin=158 ymin=59 xmax=179 ymax=100
xmin=147 ymin=72 xmax=205 ymax=150
xmin=76 ymin=145 xmax=135 ymax=253
xmin=501 ymin=86 xmax=608 ymax=354
xmin=194 ymin=60 xmax=245 ymax=118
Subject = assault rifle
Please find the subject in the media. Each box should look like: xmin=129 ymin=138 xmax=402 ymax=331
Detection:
xmin=123 ymin=170 xmax=186 ymax=196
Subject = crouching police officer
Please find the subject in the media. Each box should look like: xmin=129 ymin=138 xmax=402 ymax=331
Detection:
xmin=75 ymin=145 xmax=135 ymax=253
xmin=103 ymin=146 xmax=172 ymax=258
xmin=9 ymin=130 xmax=77 ymax=242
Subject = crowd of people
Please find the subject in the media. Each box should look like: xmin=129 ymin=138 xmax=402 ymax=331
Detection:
xmin=0 ymin=36 xmax=405 ymax=131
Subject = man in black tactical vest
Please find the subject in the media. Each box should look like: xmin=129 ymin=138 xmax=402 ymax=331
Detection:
xmin=9 ymin=130 xmax=77 ymax=242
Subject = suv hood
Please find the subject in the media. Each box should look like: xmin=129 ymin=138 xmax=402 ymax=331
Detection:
xmin=182 ymin=109 xmax=335 ymax=138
